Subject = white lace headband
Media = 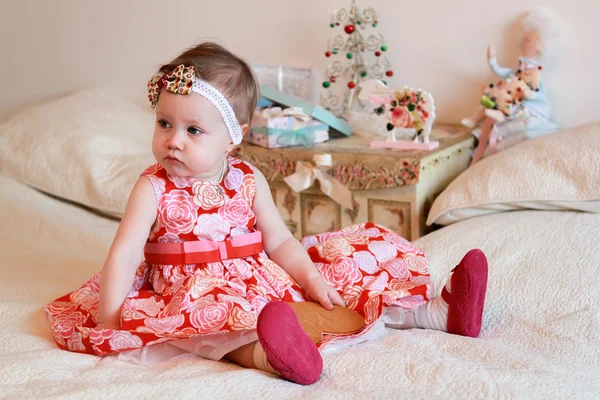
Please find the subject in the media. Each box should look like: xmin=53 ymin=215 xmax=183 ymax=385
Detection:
xmin=147 ymin=64 xmax=243 ymax=145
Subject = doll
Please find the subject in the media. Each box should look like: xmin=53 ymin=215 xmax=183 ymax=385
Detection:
xmin=464 ymin=7 xmax=562 ymax=164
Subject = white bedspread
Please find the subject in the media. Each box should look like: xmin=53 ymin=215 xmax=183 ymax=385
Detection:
xmin=1 ymin=174 xmax=598 ymax=399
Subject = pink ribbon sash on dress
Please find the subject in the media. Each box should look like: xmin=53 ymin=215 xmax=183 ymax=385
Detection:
xmin=144 ymin=231 xmax=263 ymax=265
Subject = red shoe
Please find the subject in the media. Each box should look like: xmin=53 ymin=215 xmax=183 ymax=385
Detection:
xmin=442 ymin=249 xmax=489 ymax=338
xmin=257 ymin=301 xmax=323 ymax=385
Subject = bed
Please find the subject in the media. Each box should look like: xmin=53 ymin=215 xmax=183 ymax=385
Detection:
xmin=1 ymin=90 xmax=599 ymax=399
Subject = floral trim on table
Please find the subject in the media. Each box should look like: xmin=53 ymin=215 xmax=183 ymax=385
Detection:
xmin=232 ymin=147 xmax=421 ymax=191
xmin=331 ymin=160 xmax=420 ymax=190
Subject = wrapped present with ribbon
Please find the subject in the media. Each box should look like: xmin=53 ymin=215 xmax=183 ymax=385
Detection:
xmin=248 ymin=106 xmax=330 ymax=148
xmin=283 ymin=154 xmax=354 ymax=210
xmin=258 ymin=85 xmax=353 ymax=137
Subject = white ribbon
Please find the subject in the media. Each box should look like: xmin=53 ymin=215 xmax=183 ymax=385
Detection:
xmin=261 ymin=106 xmax=312 ymax=122
xmin=283 ymin=154 xmax=354 ymax=209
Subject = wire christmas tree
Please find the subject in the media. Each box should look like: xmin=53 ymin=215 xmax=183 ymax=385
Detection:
xmin=320 ymin=0 xmax=394 ymax=118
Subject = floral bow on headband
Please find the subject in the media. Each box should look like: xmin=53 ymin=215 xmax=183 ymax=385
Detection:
xmin=147 ymin=64 xmax=196 ymax=109
xmin=146 ymin=64 xmax=244 ymax=144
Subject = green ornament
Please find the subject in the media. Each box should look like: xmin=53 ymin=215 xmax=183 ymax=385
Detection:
xmin=322 ymin=81 xmax=331 ymax=88
xmin=408 ymin=103 xmax=416 ymax=112
xmin=382 ymin=80 xmax=387 ymax=85
xmin=357 ymin=21 xmax=362 ymax=25
xmin=361 ymin=71 xmax=367 ymax=78
xmin=330 ymin=23 xmax=335 ymax=28
xmin=332 ymin=49 xmax=338 ymax=54
xmin=381 ymin=45 xmax=388 ymax=51
xmin=346 ymin=53 xmax=353 ymax=59
xmin=386 ymin=123 xmax=394 ymax=131
xmin=372 ymin=22 xmax=378 ymax=27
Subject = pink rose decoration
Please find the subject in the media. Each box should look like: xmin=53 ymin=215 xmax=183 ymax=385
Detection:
xmin=317 ymin=236 xmax=355 ymax=262
xmin=159 ymin=190 xmax=198 ymax=234
xmin=46 ymin=301 xmax=78 ymax=315
xmin=192 ymin=181 xmax=227 ymax=210
xmin=240 ymin=175 xmax=256 ymax=203
xmin=108 ymin=331 xmax=143 ymax=351
xmin=193 ymin=213 xmax=230 ymax=241
xmin=381 ymin=258 xmax=411 ymax=280
xmin=54 ymin=311 xmax=86 ymax=339
xmin=146 ymin=175 xmax=166 ymax=197
xmin=128 ymin=297 xmax=165 ymax=317
xmin=362 ymin=227 xmax=383 ymax=238
xmin=319 ymin=256 xmax=362 ymax=290
xmin=230 ymin=226 xmax=250 ymax=238
xmin=367 ymin=241 xmax=398 ymax=262
xmin=66 ymin=332 xmax=86 ymax=352
xmin=342 ymin=285 xmax=364 ymax=310
xmin=364 ymin=295 xmax=382 ymax=324
xmin=168 ymin=173 xmax=194 ymax=189
xmin=218 ymin=194 xmax=253 ymax=227
xmin=393 ymin=295 xmax=426 ymax=310
xmin=88 ymin=327 xmax=113 ymax=345
xmin=382 ymin=232 xmax=420 ymax=255
xmin=69 ymin=287 xmax=98 ymax=312
xmin=247 ymin=287 xmax=269 ymax=312
xmin=352 ymin=251 xmax=379 ymax=274
xmin=364 ymin=272 xmax=389 ymax=292
xmin=390 ymin=106 xmax=414 ymax=128
xmin=159 ymin=289 xmax=191 ymax=317
xmin=158 ymin=232 xmax=184 ymax=243
xmin=224 ymin=167 xmax=244 ymax=191
xmin=189 ymin=301 xmax=230 ymax=333
xmin=229 ymin=307 xmax=257 ymax=330
xmin=228 ymin=259 xmax=253 ymax=280
xmin=404 ymin=254 xmax=429 ymax=274
xmin=144 ymin=315 xmax=185 ymax=334
xmin=142 ymin=163 xmax=163 ymax=175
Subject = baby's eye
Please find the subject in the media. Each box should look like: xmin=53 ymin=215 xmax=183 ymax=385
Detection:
xmin=157 ymin=120 xmax=171 ymax=129
xmin=188 ymin=127 xmax=204 ymax=136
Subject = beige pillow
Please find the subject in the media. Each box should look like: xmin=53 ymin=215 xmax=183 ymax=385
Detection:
xmin=0 ymin=89 xmax=156 ymax=217
xmin=427 ymin=122 xmax=600 ymax=226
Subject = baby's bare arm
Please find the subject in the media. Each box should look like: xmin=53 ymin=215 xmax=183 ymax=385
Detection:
xmin=97 ymin=177 xmax=156 ymax=329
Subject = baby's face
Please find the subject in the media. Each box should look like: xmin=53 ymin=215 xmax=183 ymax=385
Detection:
xmin=152 ymin=91 xmax=232 ymax=179
xmin=520 ymin=30 xmax=542 ymax=60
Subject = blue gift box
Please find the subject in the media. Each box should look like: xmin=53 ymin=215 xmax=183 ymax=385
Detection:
xmin=259 ymin=85 xmax=353 ymax=137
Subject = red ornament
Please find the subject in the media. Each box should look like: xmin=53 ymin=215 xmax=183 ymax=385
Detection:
xmin=344 ymin=25 xmax=355 ymax=34
xmin=330 ymin=76 xmax=337 ymax=83
xmin=348 ymin=81 xmax=356 ymax=89
xmin=538 ymin=66 xmax=543 ymax=70
xmin=325 ymin=51 xmax=332 ymax=57
xmin=375 ymin=51 xmax=381 ymax=57
xmin=386 ymin=70 xmax=394 ymax=77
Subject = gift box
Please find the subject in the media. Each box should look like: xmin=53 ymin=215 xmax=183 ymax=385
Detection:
xmin=248 ymin=107 xmax=329 ymax=148
xmin=251 ymin=64 xmax=314 ymax=102
xmin=259 ymin=85 xmax=353 ymax=137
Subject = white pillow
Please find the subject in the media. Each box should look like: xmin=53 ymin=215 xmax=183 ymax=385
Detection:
xmin=427 ymin=122 xmax=600 ymax=226
xmin=0 ymin=89 xmax=156 ymax=217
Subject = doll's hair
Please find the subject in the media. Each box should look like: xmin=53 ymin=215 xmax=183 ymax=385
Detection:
xmin=158 ymin=42 xmax=259 ymax=126
xmin=520 ymin=7 xmax=562 ymax=53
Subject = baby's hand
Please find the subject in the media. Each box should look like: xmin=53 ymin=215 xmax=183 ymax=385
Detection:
xmin=304 ymin=275 xmax=346 ymax=310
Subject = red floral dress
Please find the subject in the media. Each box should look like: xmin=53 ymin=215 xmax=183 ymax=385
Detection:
xmin=45 ymin=157 xmax=432 ymax=356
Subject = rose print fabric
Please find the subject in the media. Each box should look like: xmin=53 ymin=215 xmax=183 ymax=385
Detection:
xmin=45 ymin=157 xmax=432 ymax=356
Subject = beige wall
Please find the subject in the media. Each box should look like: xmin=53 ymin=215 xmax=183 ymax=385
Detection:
xmin=0 ymin=0 xmax=596 ymax=127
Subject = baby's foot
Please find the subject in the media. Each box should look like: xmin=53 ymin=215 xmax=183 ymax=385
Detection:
xmin=256 ymin=301 xmax=322 ymax=385
xmin=442 ymin=249 xmax=489 ymax=337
